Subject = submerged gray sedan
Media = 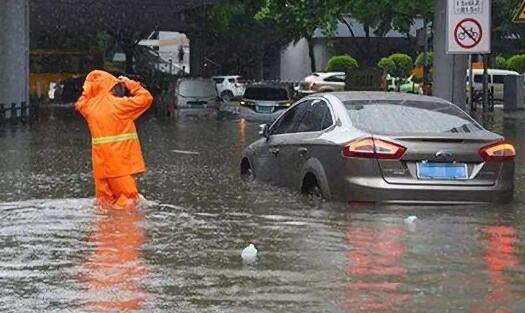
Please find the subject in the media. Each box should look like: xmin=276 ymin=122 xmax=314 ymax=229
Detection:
xmin=240 ymin=92 xmax=516 ymax=204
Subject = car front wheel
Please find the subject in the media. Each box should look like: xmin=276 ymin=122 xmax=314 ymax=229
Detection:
xmin=240 ymin=158 xmax=255 ymax=182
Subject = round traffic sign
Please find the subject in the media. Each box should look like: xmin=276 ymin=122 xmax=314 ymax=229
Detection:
xmin=454 ymin=18 xmax=483 ymax=49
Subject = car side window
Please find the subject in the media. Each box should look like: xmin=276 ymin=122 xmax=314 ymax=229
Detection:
xmin=271 ymin=102 xmax=307 ymax=135
xmin=474 ymin=75 xmax=483 ymax=83
xmin=228 ymin=78 xmax=236 ymax=83
xmin=324 ymin=75 xmax=345 ymax=83
xmin=492 ymin=75 xmax=505 ymax=84
xmin=316 ymin=100 xmax=333 ymax=130
xmin=295 ymin=99 xmax=333 ymax=132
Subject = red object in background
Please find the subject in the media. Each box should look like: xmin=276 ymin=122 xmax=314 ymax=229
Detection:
xmin=345 ymin=225 xmax=409 ymax=312
xmin=80 ymin=207 xmax=149 ymax=311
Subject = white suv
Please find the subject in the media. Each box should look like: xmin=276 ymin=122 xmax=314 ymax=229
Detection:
xmin=212 ymin=75 xmax=246 ymax=101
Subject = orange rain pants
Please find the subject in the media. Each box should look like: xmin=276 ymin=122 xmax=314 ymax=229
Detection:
xmin=95 ymin=176 xmax=139 ymax=209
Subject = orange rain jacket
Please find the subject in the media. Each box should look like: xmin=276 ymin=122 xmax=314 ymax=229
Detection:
xmin=75 ymin=70 xmax=153 ymax=179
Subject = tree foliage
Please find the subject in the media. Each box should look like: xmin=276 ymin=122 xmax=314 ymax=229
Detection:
xmin=377 ymin=57 xmax=396 ymax=74
xmin=388 ymin=53 xmax=413 ymax=78
xmin=495 ymin=56 xmax=508 ymax=70
xmin=326 ymin=55 xmax=359 ymax=72
xmin=415 ymin=52 xmax=433 ymax=67
xmin=507 ymin=54 xmax=525 ymax=73
xmin=206 ymin=0 xmax=294 ymax=78
xmin=346 ymin=0 xmax=432 ymax=37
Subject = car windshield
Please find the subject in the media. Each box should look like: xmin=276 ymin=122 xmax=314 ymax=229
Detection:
xmin=178 ymin=80 xmax=217 ymax=97
xmin=344 ymin=100 xmax=483 ymax=135
xmin=244 ymin=87 xmax=288 ymax=101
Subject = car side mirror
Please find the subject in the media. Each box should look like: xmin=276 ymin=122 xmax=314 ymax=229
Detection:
xmin=259 ymin=124 xmax=270 ymax=138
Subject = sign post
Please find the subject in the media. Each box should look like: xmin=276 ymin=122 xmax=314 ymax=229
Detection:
xmin=447 ymin=0 xmax=491 ymax=54
xmin=447 ymin=0 xmax=491 ymax=110
xmin=513 ymin=0 xmax=525 ymax=23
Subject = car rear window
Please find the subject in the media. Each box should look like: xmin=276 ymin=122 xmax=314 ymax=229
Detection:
xmin=344 ymin=100 xmax=483 ymax=135
xmin=178 ymin=80 xmax=217 ymax=97
xmin=244 ymin=87 xmax=289 ymax=101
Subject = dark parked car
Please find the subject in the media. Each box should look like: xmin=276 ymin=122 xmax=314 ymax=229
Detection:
xmin=239 ymin=83 xmax=294 ymax=122
xmin=240 ymin=92 xmax=516 ymax=204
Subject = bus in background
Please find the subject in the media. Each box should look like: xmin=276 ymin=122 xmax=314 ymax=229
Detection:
xmin=30 ymin=50 xmax=103 ymax=101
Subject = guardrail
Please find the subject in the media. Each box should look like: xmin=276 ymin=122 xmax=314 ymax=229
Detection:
xmin=0 ymin=102 xmax=39 ymax=124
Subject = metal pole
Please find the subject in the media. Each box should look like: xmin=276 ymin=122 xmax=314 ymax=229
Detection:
xmin=468 ymin=54 xmax=474 ymax=110
xmin=423 ymin=18 xmax=429 ymax=95
xmin=482 ymin=54 xmax=489 ymax=112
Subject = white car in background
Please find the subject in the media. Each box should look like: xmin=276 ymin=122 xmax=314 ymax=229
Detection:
xmin=300 ymin=72 xmax=346 ymax=93
xmin=212 ymin=75 xmax=246 ymax=101
xmin=466 ymin=69 xmax=520 ymax=101
xmin=175 ymin=77 xmax=221 ymax=118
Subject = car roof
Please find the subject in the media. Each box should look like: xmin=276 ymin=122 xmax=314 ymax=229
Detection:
xmin=469 ymin=69 xmax=519 ymax=75
xmin=314 ymin=72 xmax=346 ymax=77
xmin=179 ymin=77 xmax=214 ymax=82
xmin=246 ymin=83 xmax=291 ymax=89
xmin=212 ymin=75 xmax=240 ymax=78
xmin=329 ymin=91 xmax=450 ymax=104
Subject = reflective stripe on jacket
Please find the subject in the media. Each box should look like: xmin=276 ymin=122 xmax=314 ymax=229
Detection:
xmin=75 ymin=70 xmax=153 ymax=179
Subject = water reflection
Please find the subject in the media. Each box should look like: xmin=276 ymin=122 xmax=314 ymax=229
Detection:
xmin=80 ymin=206 xmax=148 ymax=311
xmin=477 ymin=225 xmax=521 ymax=313
xmin=345 ymin=223 xmax=409 ymax=312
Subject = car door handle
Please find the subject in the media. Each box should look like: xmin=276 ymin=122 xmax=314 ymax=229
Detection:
xmin=297 ymin=147 xmax=308 ymax=155
xmin=269 ymin=148 xmax=280 ymax=156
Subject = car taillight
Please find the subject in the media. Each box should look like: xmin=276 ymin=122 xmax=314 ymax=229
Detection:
xmin=342 ymin=138 xmax=406 ymax=160
xmin=480 ymin=141 xmax=516 ymax=162
xmin=240 ymin=100 xmax=254 ymax=107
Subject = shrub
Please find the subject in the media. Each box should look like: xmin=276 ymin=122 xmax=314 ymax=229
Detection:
xmin=388 ymin=53 xmax=413 ymax=78
xmin=507 ymin=55 xmax=525 ymax=73
xmin=415 ymin=52 xmax=433 ymax=67
xmin=494 ymin=56 xmax=507 ymax=70
xmin=326 ymin=55 xmax=359 ymax=72
xmin=377 ymin=57 xmax=396 ymax=74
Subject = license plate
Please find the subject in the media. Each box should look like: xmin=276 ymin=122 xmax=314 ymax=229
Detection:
xmin=416 ymin=162 xmax=468 ymax=180
xmin=256 ymin=106 xmax=273 ymax=113
xmin=188 ymin=101 xmax=208 ymax=109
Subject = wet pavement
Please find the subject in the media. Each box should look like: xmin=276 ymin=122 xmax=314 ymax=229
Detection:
xmin=0 ymin=105 xmax=524 ymax=312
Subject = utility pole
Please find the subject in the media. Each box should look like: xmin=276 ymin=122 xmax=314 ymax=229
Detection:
xmin=423 ymin=17 xmax=429 ymax=95
xmin=432 ymin=0 xmax=468 ymax=107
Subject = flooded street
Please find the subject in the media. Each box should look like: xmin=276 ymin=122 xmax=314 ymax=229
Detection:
xmin=0 ymin=106 xmax=525 ymax=312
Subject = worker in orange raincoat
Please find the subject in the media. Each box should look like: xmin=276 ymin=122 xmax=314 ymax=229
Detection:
xmin=75 ymin=70 xmax=153 ymax=208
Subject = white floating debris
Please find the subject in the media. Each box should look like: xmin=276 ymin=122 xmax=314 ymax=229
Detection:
xmin=241 ymin=243 xmax=258 ymax=263
xmin=404 ymin=215 xmax=418 ymax=231
xmin=171 ymin=149 xmax=200 ymax=155
xmin=404 ymin=215 xmax=418 ymax=224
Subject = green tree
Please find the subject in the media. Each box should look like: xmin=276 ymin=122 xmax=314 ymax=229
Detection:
xmin=507 ymin=55 xmax=525 ymax=73
xmin=491 ymin=0 xmax=525 ymax=51
xmin=495 ymin=56 xmax=508 ymax=69
xmin=389 ymin=53 xmax=413 ymax=78
xmin=257 ymin=0 xmax=432 ymax=68
xmin=326 ymin=55 xmax=359 ymax=72
xmin=256 ymin=0 xmax=349 ymax=72
xmin=377 ymin=57 xmax=396 ymax=74
xmin=207 ymin=0 xmax=294 ymax=79
xmin=415 ymin=52 xmax=433 ymax=68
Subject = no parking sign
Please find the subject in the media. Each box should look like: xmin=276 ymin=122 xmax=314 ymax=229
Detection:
xmin=447 ymin=0 xmax=491 ymax=54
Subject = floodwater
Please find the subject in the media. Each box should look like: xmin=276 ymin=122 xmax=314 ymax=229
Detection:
xmin=0 ymin=106 xmax=524 ymax=312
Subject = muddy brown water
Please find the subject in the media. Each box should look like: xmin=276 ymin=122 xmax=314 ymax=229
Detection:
xmin=0 ymin=106 xmax=524 ymax=312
